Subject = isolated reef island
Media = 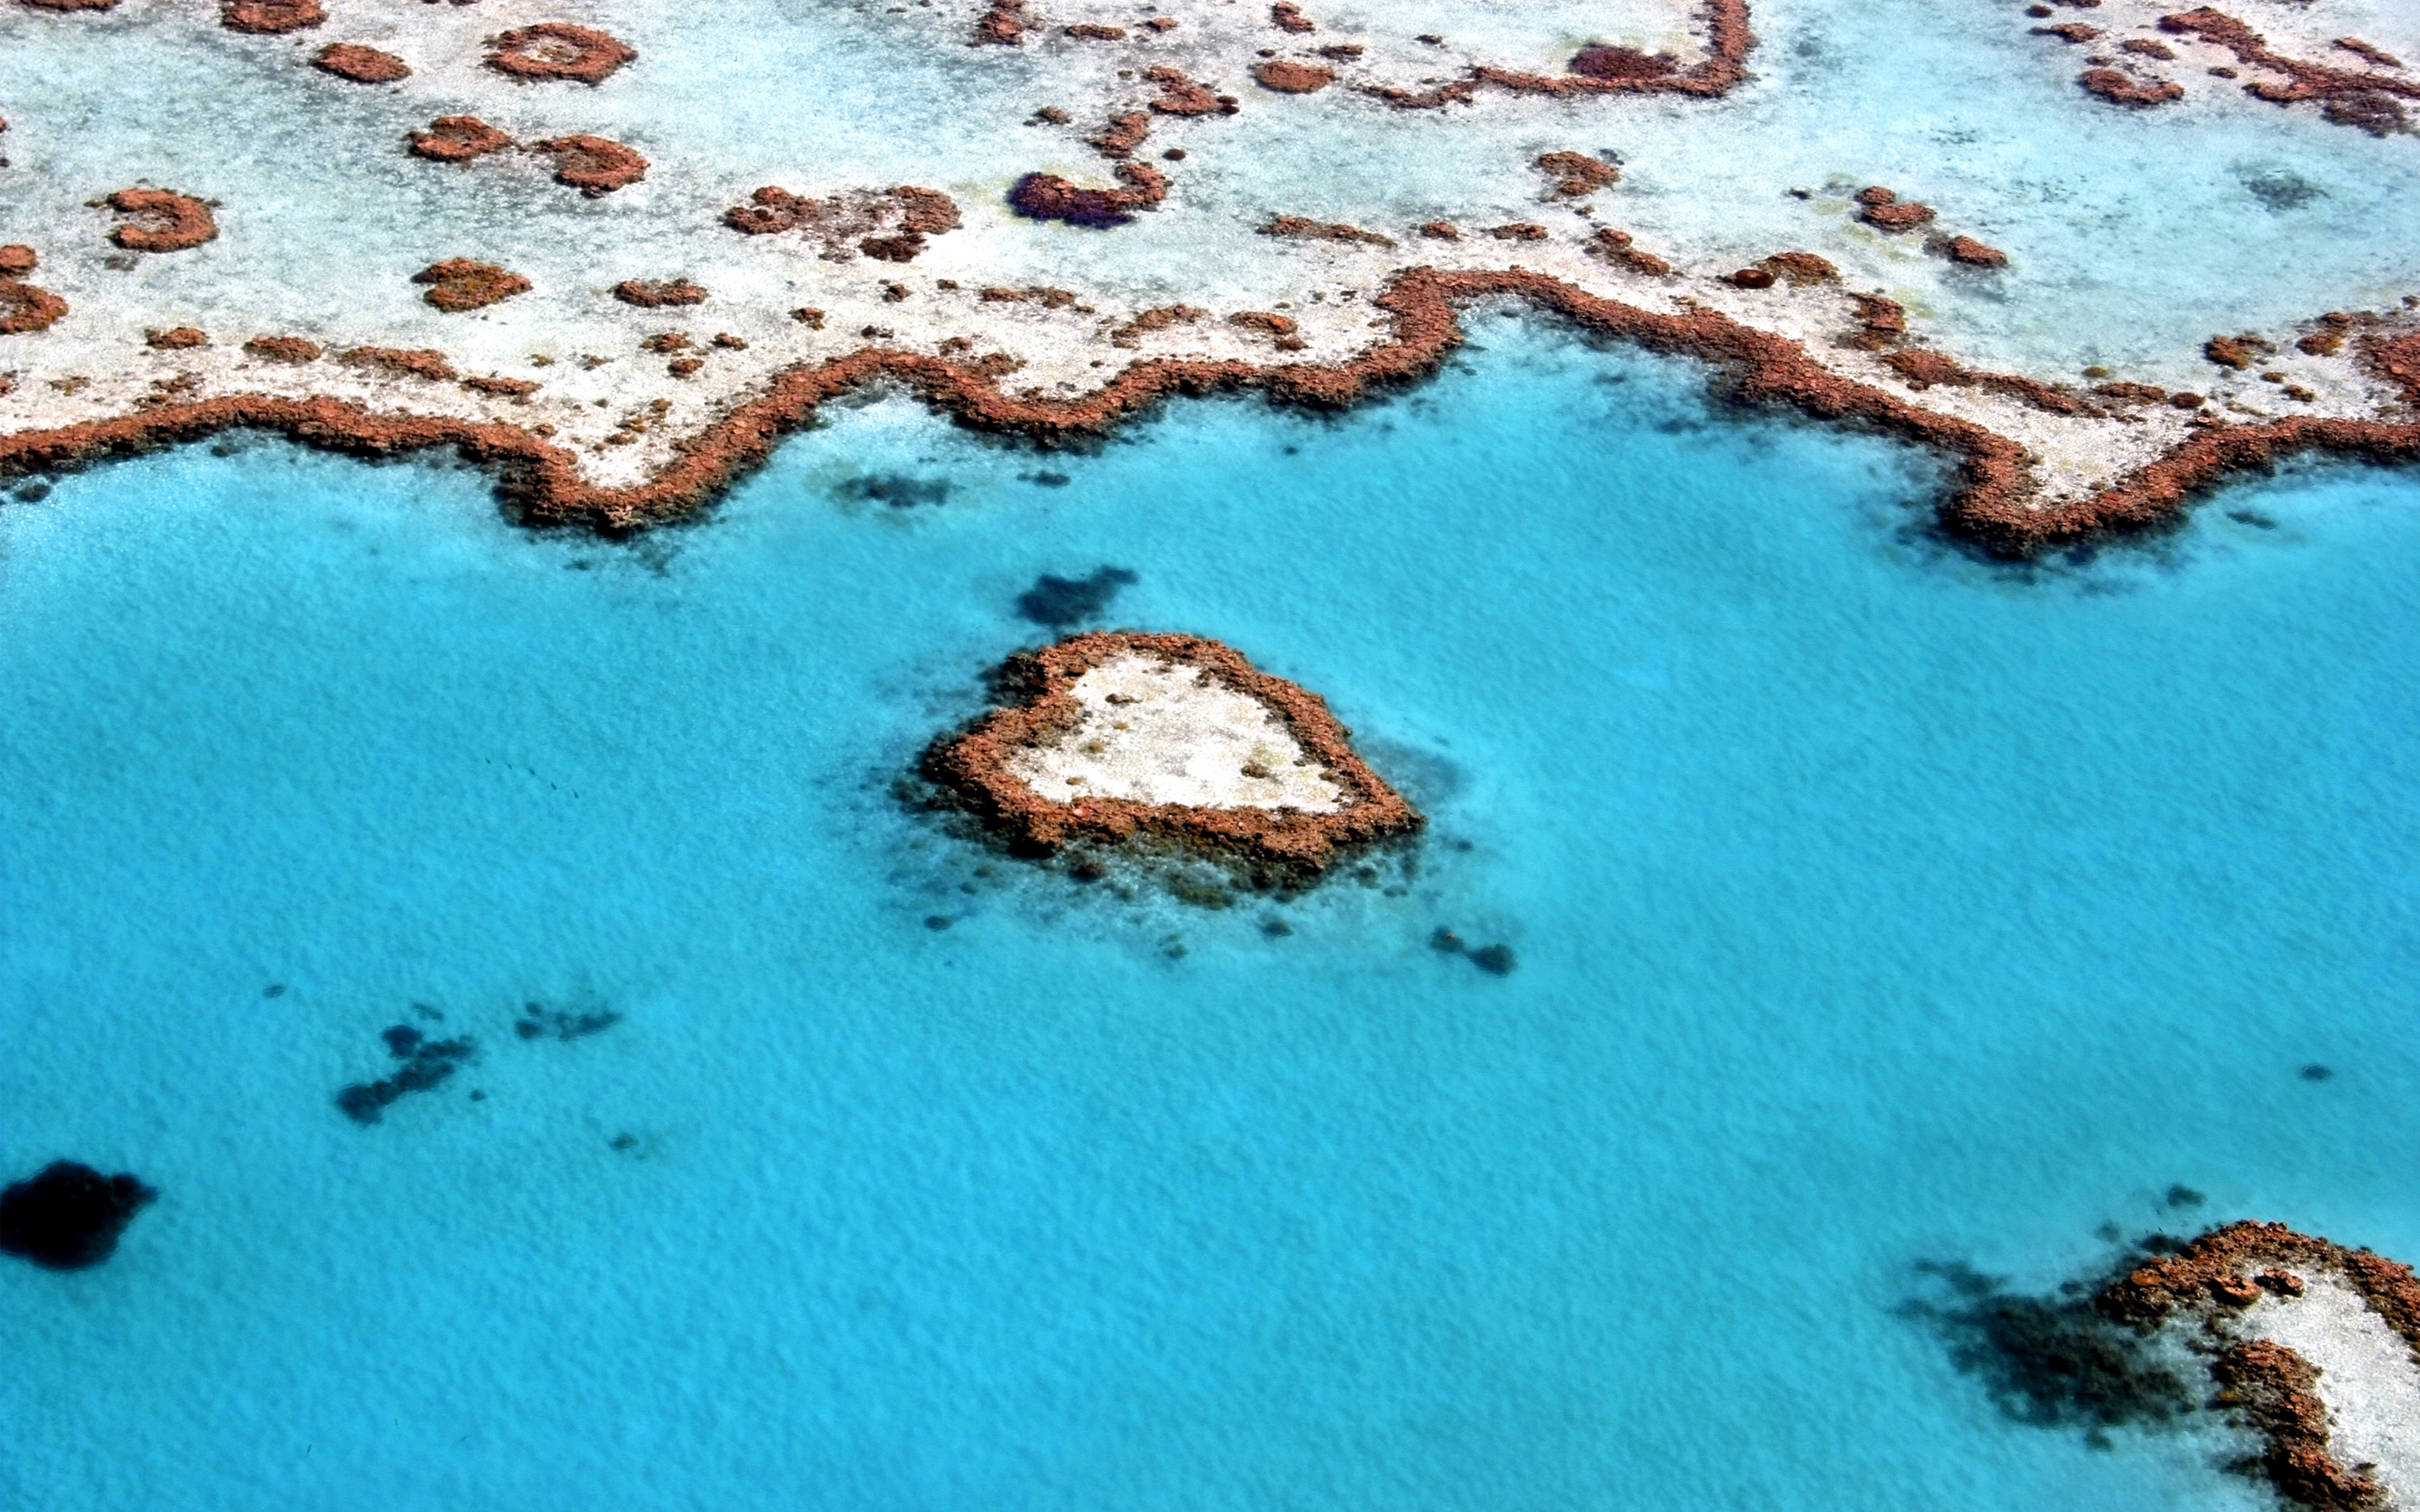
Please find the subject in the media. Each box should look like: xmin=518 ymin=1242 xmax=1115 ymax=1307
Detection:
xmin=923 ymin=631 xmax=1419 ymax=883
xmin=3 ymin=0 xmax=2419 ymax=556
xmin=2002 ymin=1222 xmax=2420 ymax=1512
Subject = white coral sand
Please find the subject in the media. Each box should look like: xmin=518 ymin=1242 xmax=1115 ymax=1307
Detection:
xmin=1005 ymin=653 xmax=1342 ymax=811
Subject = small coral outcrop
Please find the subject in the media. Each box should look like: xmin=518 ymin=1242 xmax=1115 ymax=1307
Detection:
xmin=313 ymin=43 xmax=409 ymax=82
xmin=219 ymin=0 xmax=322 ymax=34
xmin=530 ymin=134 xmax=649 ymax=195
xmin=485 ymin=24 xmax=636 ymax=85
xmin=726 ymin=185 xmax=962 ymax=258
xmin=104 ymin=188 xmax=218 ymax=253
xmin=413 ymin=259 xmax=531 ymax=312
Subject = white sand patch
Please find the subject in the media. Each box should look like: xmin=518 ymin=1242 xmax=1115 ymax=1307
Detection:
xmin=1006 ymin=653 xmax=1343 ymax=811
xmin=2229 ymin=1273 xmax=2420 ymax=1508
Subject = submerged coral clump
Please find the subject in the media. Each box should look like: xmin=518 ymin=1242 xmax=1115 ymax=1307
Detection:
xmin=0 ymin=1162 xmax=155 ymax=1270
xmin=413 ymin=259 xmax=532 ymax=312
xmin=313 ymin=43 xmax=409 ymax=82
xmin=486 ymin=23 xmax=637 ymax=85
xmin=104 ymin=188 xmax=218 ymax=253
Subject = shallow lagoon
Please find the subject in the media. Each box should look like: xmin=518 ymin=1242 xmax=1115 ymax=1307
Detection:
xmin=4 ymin=325 xmax=2418 ymax=1509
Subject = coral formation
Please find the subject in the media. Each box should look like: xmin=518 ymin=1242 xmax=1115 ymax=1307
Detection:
xmin=1260 ymin=215 xmax=1392 ymax=245
xmin=313 ymin=43 xmax=409 ymax=83
xmin=0 ymin=278 xmax=66 ymax=334
xmin=242 ymin=334 xmax=321 ymax=362
xmin=2160 ymin=8 xmax=2417 ymax=134
xmin=613 ymin=279 xmax=707 ymax=307
xmin=408 ymin=115 xmax=513 ymax=162
xmin=1270 ymin=2 xmax=1313 ymax=34
xmin=1009 ymin=165 xmax=1168 ymax=227
xmin=1147 ymin=66 xmax=1239 ymax=115
xmin=1535 ymin=150 xmax=1618 ymax=198
xmin=219 ymin=0 xmax=322 ymax=35
xmin=1372 ymin=0 xmax=1752 ymax=108
xmin=530 ymin=135 xmax=649 ymax=196
xmin=971 ymin=0 xmax=1028 ymax=46
xmin=1252 ymin=60 xmax=1334 ymax=92
xmin=2078 ymin=67 xmax=2186 ymax=106
xmin=103 ymin=189 xmax=218 ymax=253
xmin=922 ymin=631 xmax=1421 ymax=879
xmin=1855 ymin=186 xmax=1936 ymax=232
xmin=145 ymin=326 xmax=208 ymax=349
xmin=0 ymin=1162 xmax=155 ymax=1271
xmin=486 ymin=24 xmax=636 ymax=86
xmin=412 ymin=259 xmax=531 ymax=312
xmin=340 ymin=346 xmax=456 ymax=381
xmin=725 ymin=185 xmax=961 ymax=258
xmin=1938 ymin=234 xmax=2008 ymax=267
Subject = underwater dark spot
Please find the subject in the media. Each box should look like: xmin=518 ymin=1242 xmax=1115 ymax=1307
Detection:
xmin=1068 ymin=857 xmax=1107 ymax=883
xmin=1015 ymin=565 xmax=1138 ymax=628
xmin=1261 ymin=916 xmax=1293 ymax=937
xmin=1902 ymin=1257 xmax=2196 ymax=1442
xmin=1160 ymin=934 xmax=1187 ymax=959
xmin=0 ymin=1162 xmax=156 ymax=1271
xmin=610 ymin=1132 xmax=638 ymax=1151
xmin=2227 ymin=510 xmax=2277 ymax=530
xmin=1169 ymin=875 xmax=1235 ymax=910
xmin=513 ymin=1002 xmax=621 ymax=1041
xmin=1470 ymin=942 xmax=1518 ymax=976
xmin=2165 ymin=1184 xmax=2206 ymax=1209
xmin=468 ymin=1089 xmax=486 ymax=1101
xmin=1430 ymin=927 xmax=1466 ymax=953
xmin=1023 ymin=470 xmax=1072 ymax=487
xmin=262 ymin=983 xmax=286 ymax=998
xmin=1449 ymin=837 xmax=1474 ymax=852
xmin=13 ymin=481 xmax=51 ymax=502
xmin=2240 ymin=168 xmax=2324 ymax=211
xmin=337 ymin=1032 xmax=476 ymax=1125
xmin=2096 ymin=1221 xmax=2123 ymax=1242
xmin=924 ymin=914 xmax=954 ymax=930
xmin=834 ymin=472 xmax=953 ymax=507
xmin=381 ymin=1023 xmax=425 ymax=1058
xmin=2300 ymin=1063 xmax=2334 ymax=1081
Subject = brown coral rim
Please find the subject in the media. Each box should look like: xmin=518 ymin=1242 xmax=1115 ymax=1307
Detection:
xmin=921 ymin=630 xmax=1422 ymax=875
xmin=2098 ymin=1221 xmax=2420 ymax=1511
xmin=3 ymin=267 xmax=2416 ymax=559
xmin=485 ymin=24 xmax=636 ymax=85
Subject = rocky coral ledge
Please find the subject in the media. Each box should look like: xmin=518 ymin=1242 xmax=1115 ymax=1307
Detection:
xmin=922 ymin=630 xmax=1421 ymax=878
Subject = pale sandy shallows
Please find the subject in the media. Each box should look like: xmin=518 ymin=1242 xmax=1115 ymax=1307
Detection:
xmin=1005 ymin=654 xmax=1344 ymax=812
xmin=2231 ymin=1273 xmax=2420 ymax=1506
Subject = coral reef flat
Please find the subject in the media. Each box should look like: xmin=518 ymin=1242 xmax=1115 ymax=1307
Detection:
xmin=7 ymin=0 xmax=2420 ymax=1508
xmin=0 ymin=0 xmax=2415 ymax=550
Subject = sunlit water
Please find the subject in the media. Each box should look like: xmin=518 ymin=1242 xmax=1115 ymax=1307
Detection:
xmin=5 ymin=325 xmax=2418 ymax=1509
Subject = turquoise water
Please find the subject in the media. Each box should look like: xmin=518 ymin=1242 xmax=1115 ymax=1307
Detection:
xmin=5 ymin=326 xmax=2418 ymax=1509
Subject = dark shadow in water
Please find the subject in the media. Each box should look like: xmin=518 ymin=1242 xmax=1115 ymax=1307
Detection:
xmin=1016 ymin=565 xmax=1138 ymax=629
xmin=514 ymin=1000 xmax=621 ymax=1042
xmin=834 ymin=472 xmax=953 ymax=508
xmin=1900 ymin=1254 xmax=2199 ymax=1446
xmin=0 ymin=1162 xmax=155 ymax=1270
xmin=338 ymin=1027 xmax=476 ymax=1126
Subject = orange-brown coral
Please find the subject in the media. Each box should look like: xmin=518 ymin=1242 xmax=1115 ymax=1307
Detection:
xmin=1111 ymin=303 xmax=1202 ymax=347
xmin=313 ymin=44 xmax=409 ymax=82
xmin=1760 ymin=250 xmax=1838 ymax=284
xmin=1938 ymin=234 xmax=2008 ymax=267
xmin=2079 ymin=67 xmax=2186 ymax=106
xmin=1587 ymin=228 xmax=1672 ymax=275
xmin=1253 ymin=60 xmax=1334 ymax=92
xmin=725 ymin=185 xmax=961 ymax=258
xmin=613 ymin=279 xmax=707 ymax=308
xmin=1147 ymin=66 xmax=1239 ymax=115
xmin=971 ymin=0 xmax=1028 ymax=45
xmin=1535 ymin=150 xmax=1618 ymax=198
xmin=1091 ymin=112 xmax=1151 ymax=158
xmin=0 ymin=245 xmax=34 ymax=277
xmin=340 ymin=346 xmax=457 ymax=381
xmin=1009 ymin=165 xmax=1168 ymax=227
xmin=922 ymin=631 xmax=1423 ymax=879
xmin=145 ymin=327 xmax=208 ymax=349
xmin=530 ymin=135 xmax=649 ymax=196
xmin=1260 ymin=215 xmax=1392 ymax=246
xmin=412 ymin=260 xmax=530 ymax=312
xmin=486 ymin=24 xmax=635 ymax=85
xmin=1855 ymin=186 xmax=1936 ymax=232
xmin=1270 ymin=2 xmax=1313 ymax=33
xmin=104 ymin=189 xmax=218 ymax=253
xmin=2162 ymin=9 xmax=2417 ymax=133
xmin=1063 ymin=22 xmax=1125 ymax=39
xmin=0 ymin=279 xmax=66 ymax=334
xmin=242 ymin=335 xmax=321 ymax=363
xmin=409 ymin=116 xmax=513 ymax=163
xmin=1373 ymin=0 xmax=1752 ymax=108
xmin=219 ymin=0 xmax=322 ymax=34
